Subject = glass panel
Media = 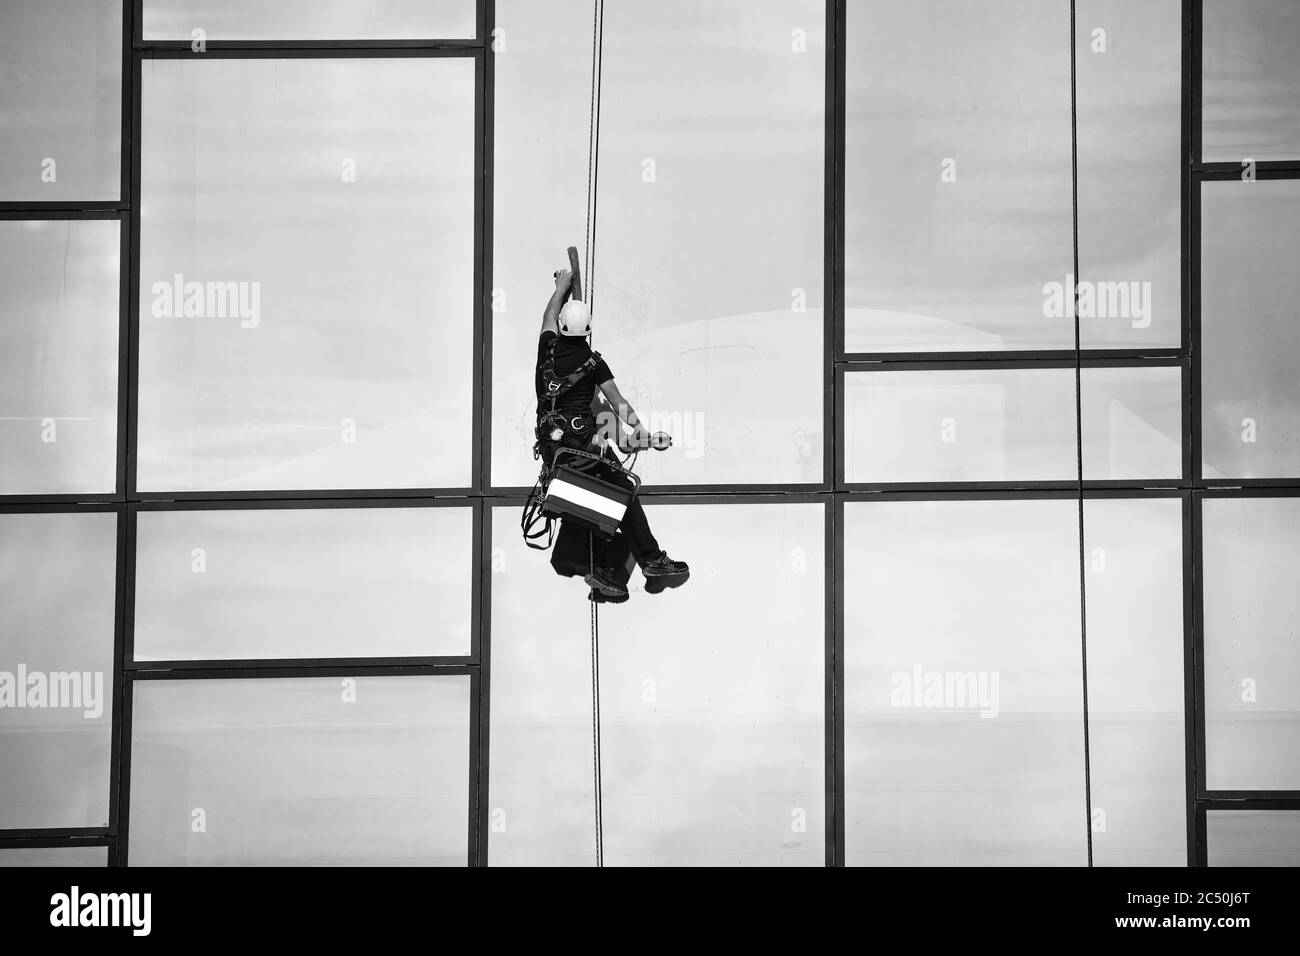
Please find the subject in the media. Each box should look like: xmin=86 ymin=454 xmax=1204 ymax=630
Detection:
xmin=137 ymin=57 xmax=475 ymax=492
xmin=845 ymin=0 xmax=1074 ymax=353
xmin=844 ymin=499 xmax=1087 ymax=865
xmin=598 ymin=503 xmax=824 ymax=865
xmin=492 ymin=0 xmax=825 ymax=487
xmin=490 ymin=502 xmax=824 ymax=866
xmin=486 ymin=503 xmax=602 ymax=866
xmin=1207 ymin=811 xmax=1300 ymax=866
xmin=0 ymin=220 xmax=120 ymax=495
xmin=0 ymin=0 xmax=122 ymax=201
xmin=1203 ymin=0 xmax=1300 ymax=163
xmin=489 ymin=0 xmax=591 ymax=490
xmin=1076 ymin=0 xmax=1182 ymax=349
xmin=128 ymin=676 xmax=470 ymax=865
xmin=143 ymin=0 xmax=476 ymax=40
xmin=0 ymin=512 xmax=116 ymax=830
xmin=133 ymin=506 xmax=473 ymax=662
xmin=1084 ymin=498 xmax=1186 ymax=866
xmin=1081 ymin=366 xmax=1182 ymax=481
xmin=0 ymin=846 xmax=108 ymax=867
xmin=843 ymin=366 xmax=1180 ymax=484
xmin=844 ymin=368 xmax=1075 ymax=484
xmin=1203 ymin=496 xmax=1300 ymax=791
xmin=1201 ymin=180 xmax=1300 ymax=480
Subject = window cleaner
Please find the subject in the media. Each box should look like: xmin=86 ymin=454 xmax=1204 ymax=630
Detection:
xmin=522 ymin=247 xmax=689 ymax=603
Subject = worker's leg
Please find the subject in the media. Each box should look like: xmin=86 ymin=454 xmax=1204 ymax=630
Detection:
xmin=618 ymin=496 xmax=662 ymax=564
xmin=592 ymin=448 xmax=687 ymax=591
xmin=592 ymin=446 xmax=661 ymax=562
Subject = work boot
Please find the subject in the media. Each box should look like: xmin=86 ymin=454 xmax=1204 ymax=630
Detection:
xmin=641 ymin=551 xmax=689 ymax=594
xmin=584 ymin=565 xmax=629 ymax=601
xmin=588 ymin=587 xmax=629 ymax=605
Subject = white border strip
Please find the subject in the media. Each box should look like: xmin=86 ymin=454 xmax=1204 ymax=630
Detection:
xmin=547 ymin=477 xmax=626 ymax=522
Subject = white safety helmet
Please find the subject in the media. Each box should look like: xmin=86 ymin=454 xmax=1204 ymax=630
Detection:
xmin=558 ymin=299 xmax=592 ymax=337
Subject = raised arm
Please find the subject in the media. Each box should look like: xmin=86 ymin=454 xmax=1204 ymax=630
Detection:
xmin=598 ymin=378 xmax=651 ymax=447
xmin=541 ymin=268 xmax=573 ymax=335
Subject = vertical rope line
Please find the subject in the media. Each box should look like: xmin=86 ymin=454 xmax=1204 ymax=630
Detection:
xmin=583 ymin=0 xmax=606 ymax=869
xmin=1069 ymin=0 xmax=1095 ymax=867
xmin=589 ymin=535 xmax=604 ymax=867
xmin=590 ymin=3 xmax=603 ymax=313
xmin=584 ymin=0 xmax=604 ymax=311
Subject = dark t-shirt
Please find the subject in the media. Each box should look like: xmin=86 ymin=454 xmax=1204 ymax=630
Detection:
xmin=535 ymin=331 xmax=614 ymax=419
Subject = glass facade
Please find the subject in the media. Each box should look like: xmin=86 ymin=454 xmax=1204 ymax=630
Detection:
xmin=1 ymin=0 xmax=1295 ymax=868
xmin=0 ymin=0 xmax=123 ymax=202
xmin=136 ymin=56 xmax=476 ymax=493
xmin=127 ymin=676 xmax=470 ymax=865
xmin=0 ymin=512 xmax=117 ymax=831
xmin=1206 ymin=810 xmax=1300 ymax=867
xmin=490 ymin=501 xmax=824 ymax=866
xmin=844 ymin=499 xmax=1088 ymax=865
xmin=141 ymin=1 xmax=477 ymax=41
xmin=0 ymin=219 xmax=121 ymax=495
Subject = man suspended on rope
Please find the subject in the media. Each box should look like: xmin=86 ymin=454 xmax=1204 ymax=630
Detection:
xmin=534 ymin=266 xmax=689 ymax=602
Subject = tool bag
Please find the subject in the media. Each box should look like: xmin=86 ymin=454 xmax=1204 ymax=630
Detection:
xmin=522 ymin=446 xmax=639 ymax=549
xmin=540 ymin=447 xmax=638 ymax=540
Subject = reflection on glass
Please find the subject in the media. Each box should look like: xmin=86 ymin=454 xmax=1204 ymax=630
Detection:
xmin=134 ymin=506 xmax=473 ymax=661
xmin=1081 ymin=366 xmax=1182 ymax=480
xmin=0 ymin=220 xmax=120 ymax=495
xmin=844 ymin=499 xmax=1087 ymax=865
xmin=490 ymin=0 xmax=592 ymax=490
xmin=0 ymin=512 xmax=116 ymax=830
xmin=1203 ymin=497 xmax=1300 ymax=791
xmin=0 ymin=846 xmax=108 ymax=867
xmin=487 ymin=503 xmax=603 ymax=866
xmin=844 ymin=369 xmax=1076 ymax=483
xmin=142 ymin=0 xmax=476 ymax=40
xmin=1207 ymin=811 xmax=1300 ymax=866
xmin=1084 ymin=498 xmax=1186 ymax=865
xmin=492 ymin=0 xmax=825 ymax=487
xmin=1076 ymin=0 xmax=1182 ymax=349
xmin=137 ymin=57 xmax=475 ymax=492
xmin=128 ymin=677 xmax=470 ymax=865
xmin=1203 ymin=0 xmax=1300 ymax=162
xmin=597 ymin=503 xmax=824 ymax=865
xmin=845 ymin=0 xmax=1074 ymax=352
xmin=843 ymin=366 xmax=1181 ymax=484
xmin=489 ymin=502 xmax=824 ymax=866
xmin=1201 ymin=181 xmax=1300 ymax=480
xmin=0 ymin=0 xmax=122 ymax=201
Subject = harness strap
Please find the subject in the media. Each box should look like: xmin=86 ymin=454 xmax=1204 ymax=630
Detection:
xmin=521 ymin=470 xmax=557 ymax=550
xmin=541 ymin=335 xmax=602 ymax=416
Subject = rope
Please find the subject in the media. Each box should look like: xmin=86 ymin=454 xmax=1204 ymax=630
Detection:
xmin=584 ymin=0 xmax=605 ymax=311
xmin=583 ymin=0 xmax=606 ymax=869
xmin=1069 ymin=0 xmax=1095 ymax=867
xmin=589 ymin=533 xmax=604 ymax=868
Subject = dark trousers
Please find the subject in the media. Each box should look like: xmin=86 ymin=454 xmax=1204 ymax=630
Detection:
xmin=618 ymin=495 xmax=660 ymax=563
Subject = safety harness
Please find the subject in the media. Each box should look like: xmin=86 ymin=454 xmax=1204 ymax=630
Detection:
xmin=534 ymin=334 xmax=603 ymax=448
xmin=522 ymin=334 xmax=608 ymax=550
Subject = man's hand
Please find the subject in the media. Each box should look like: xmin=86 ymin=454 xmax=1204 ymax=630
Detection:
xmin=543 ymin=268 xmax=574 ymax=333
